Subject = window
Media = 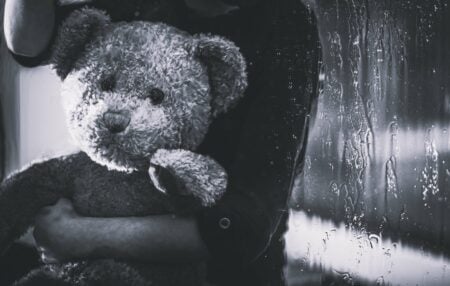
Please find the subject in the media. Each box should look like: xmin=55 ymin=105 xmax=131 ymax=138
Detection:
xmin=288 ymin=1 xmax=450 ymax=285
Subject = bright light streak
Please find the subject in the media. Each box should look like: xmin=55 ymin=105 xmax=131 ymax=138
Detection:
xmin=286 ymin=211 xmax=450 ymax=285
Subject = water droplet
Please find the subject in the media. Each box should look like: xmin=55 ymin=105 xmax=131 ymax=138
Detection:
xmin=385 ymin=156 xmax=399 ymax=198
xmin=421 ymin=128 xmax=440 ymax=200
xmin=369 ymin=234 xmax=381 ymax=248
xmin=376 ymin=276 xmax=385 ymax=285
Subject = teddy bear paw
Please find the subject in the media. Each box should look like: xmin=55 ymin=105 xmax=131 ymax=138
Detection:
xmin=149 ymin=149 xmax=227 ymax=207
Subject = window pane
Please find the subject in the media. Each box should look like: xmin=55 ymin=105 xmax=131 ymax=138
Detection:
xmin=289 ymin=1 xmax=450 ymax=285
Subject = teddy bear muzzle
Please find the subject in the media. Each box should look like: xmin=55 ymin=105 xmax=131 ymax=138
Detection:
xmin=102 ymin=110 xmax=131 ymax=133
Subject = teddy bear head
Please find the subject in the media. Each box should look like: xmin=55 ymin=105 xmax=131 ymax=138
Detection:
xmin=51 ymin=8 xmax=247 ymax=172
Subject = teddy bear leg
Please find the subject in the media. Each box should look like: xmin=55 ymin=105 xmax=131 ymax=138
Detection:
xmin=13 ymin=260 xmax=149 ymax=286
xmin=77 ymin=259 xmax=150 ymax=286
xmin=12 ymin=267 xmax=72 ymax=286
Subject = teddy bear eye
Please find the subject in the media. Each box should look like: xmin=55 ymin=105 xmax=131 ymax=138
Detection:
xmin=147 ymin=88 xmax=165 ymax=105
xmin=99 ymin=75 xmax=116 ymax=92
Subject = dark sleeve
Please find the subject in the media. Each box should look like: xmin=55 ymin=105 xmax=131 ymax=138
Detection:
xmin=197 ymin=186 xmax=272 ymax=265
xmin=196 ymin=0 xmax=321 ymax=267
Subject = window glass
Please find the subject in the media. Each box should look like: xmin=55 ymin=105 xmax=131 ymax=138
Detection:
xmin=288 ymin=1 xmax=450 ymax=285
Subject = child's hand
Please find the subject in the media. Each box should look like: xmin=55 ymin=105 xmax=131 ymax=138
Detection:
xmin=33 ymin=201 xmax=209 ymax=263
xmin=33 ymin=199 xmax=83 ymax=263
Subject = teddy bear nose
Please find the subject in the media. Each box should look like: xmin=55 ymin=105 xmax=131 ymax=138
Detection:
xmin=103 ymin=110 xmax=131 ymax=133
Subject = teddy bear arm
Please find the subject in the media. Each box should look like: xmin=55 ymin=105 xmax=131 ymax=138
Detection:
xmin=150 ymin=149 xmax=228 ymax=208
xmin=0 ymin=155 xmax=77 ymax=252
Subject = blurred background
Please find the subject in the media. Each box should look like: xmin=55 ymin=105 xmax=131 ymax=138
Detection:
xmin=289 ymin=0 xmax=450 ymax=285
xmin=0 ymin=0 xmax=449 ymax=285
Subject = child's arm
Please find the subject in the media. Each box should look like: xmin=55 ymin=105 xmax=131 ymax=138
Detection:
xmin=34 ymin=184 xmax=271 ymax=266
xmin=34 ymin=201 xmax=210 ymax=263
xmin=0 ymin=155 xmax=76 ymax=253
xmin=33 ymin=151 xmax=267 ymax=265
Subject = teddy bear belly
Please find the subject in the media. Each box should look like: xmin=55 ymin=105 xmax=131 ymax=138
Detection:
xmin=71 ymin=167 xmax=176 ymax=217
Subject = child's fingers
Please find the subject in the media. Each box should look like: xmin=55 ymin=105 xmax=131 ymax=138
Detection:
xmin=35 ymin=199 xmax=75 ymax=224
xmin=37 ymin=246 xmax=61 ymax=264
xmin=54 ymin=198 xmax=75 ymax=211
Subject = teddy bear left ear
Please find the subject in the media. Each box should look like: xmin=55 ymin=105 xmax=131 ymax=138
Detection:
xmin=51 ymin=8 xmax=111 ymax=79
xmin=194 ymin=34 xmax=248 ymax=117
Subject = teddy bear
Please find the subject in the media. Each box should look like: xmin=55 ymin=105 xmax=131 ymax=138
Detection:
xmin=0 ymin=7 xmax=247 ymax=286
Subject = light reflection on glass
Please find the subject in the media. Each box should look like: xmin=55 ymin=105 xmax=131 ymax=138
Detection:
xmin=286 ymin=211 xmax=450 ymax=285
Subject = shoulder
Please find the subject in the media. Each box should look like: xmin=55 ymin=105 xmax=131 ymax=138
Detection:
xmin=9 ymin=3 xmax=83 ymax=67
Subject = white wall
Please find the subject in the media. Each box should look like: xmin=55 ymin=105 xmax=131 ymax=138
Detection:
xmin=18 ymin=66 xmax=78 ymax=169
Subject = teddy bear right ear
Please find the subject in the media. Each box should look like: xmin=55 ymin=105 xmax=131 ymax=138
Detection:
xmin=51 ymin=8 xmax=111 ymax=79
xmin=193 ymin=34 xmax=248 ymax=117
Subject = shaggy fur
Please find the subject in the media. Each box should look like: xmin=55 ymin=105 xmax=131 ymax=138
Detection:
xmin=0 ymin=7 xmax=247 ymax=286
xmin=150 ymin=149 xmax=228 ymax=207
xmin=56 ymin=8 xmax=247 ymax=172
